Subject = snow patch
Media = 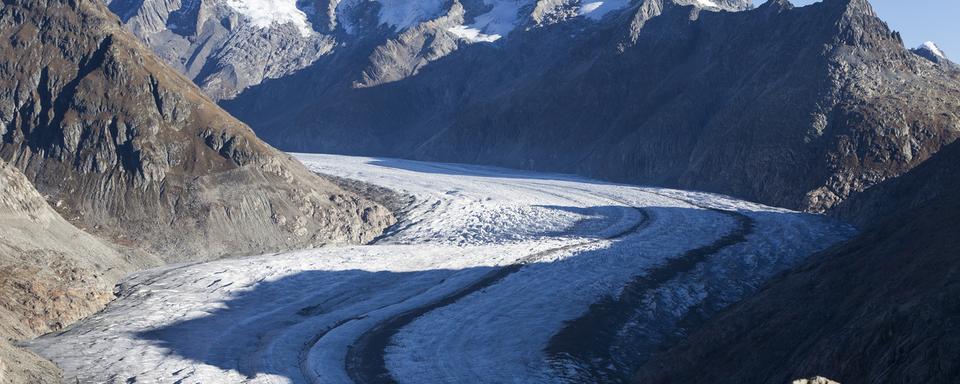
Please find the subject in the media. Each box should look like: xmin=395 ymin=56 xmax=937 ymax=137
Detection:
xmin=695 ymin=0 xmax=719 ymax=7
xmin=580 ymin=1 xmax=604 ymax=14
xmin=447 ymin=25 xmax=502 ymax=43
xmin=472 ymin=0 xmax=530 ymax=38
xmin=449 ymin=0 xmax=532 ymax=43
xmin=579 ymin=0 xmax=631 ymax=20
xmin=225 ymin=0 xmax=314 ymax=36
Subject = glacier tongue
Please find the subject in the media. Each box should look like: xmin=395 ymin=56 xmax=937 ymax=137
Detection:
xmin=25 ymin=154 xmax=855 ymax=384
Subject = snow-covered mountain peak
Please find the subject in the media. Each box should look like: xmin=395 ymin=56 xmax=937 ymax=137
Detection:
xmin=448 ymin=0 xmax=634 ymax=44
xmin=106 ymin=0 xmax=757 ymax=99
xmin=921 ymin=41 xmax=946 ymax=59
xmin=224 ymin=0 xmax=315 ymax=36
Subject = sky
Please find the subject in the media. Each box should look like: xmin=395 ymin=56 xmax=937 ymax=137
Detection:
xmin=755 ymin=0 xmax=959 ymax=60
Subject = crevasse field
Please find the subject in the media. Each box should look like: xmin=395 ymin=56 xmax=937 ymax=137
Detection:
xmin=27 ymin=154 xmax=854 ymax=383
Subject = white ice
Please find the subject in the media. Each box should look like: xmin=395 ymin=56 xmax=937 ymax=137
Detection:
xmin=447 ymin=25 xmax=503 ymax=43
xmin=26 ymin=154 xmax=854 ymax=384
xmin=448 ymin=0 xmax=535 ymax=43
xmin=698 ymin=0 xmax=719 ymax=8
xmin=225 ymin=0 xmax=315 ymax=36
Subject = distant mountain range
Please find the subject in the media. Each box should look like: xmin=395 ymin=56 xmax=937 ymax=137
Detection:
xmin=112 ymin=0 xmax=960 ymax=214
xmin=104 ymin=0 xmax=753 ymax=99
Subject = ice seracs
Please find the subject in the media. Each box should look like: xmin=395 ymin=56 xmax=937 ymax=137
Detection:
xmin=446 ymin=0 xmax=530 ymax=43
xmin=225 ymin=0 xmax=315 ymax=36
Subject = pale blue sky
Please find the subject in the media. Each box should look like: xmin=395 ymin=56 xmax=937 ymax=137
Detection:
xmin=755 ymin=0 xmax=959 ymax=59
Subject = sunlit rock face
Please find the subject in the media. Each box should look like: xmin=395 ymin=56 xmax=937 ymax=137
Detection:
xmin=0 ymin=159 xmax=142 ymax=384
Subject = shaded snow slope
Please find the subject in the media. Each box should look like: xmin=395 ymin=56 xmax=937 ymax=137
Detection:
xmin=28 ymin=154 xmax=853 ymax=383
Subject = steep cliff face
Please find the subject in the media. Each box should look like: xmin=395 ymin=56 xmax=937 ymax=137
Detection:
xmin=0 ymin=160 xmax=155 ymax=384
xmin=0 ymin=0 xmax=394 ymax=262
xmin=107 ymin=0 xmax=749 ymax=99
xmin=833 ymin=127 xmax=960 ymax=227
xmin=417 ymin=0 xmax=960 ymax=213
xmin=632 ymin=140 xmax=960 ymax=383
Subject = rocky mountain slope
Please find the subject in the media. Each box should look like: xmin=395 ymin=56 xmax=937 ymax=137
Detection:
xmin=104 ymin=0 xmax=337 ymax=100
xmin=0 ymin=160 xmax=158 ymax=383
xmin=0 ymin=0 xmax=395 ymax=262
xmin=115 ymin=0 xmax=960 ymax=214
xmin=834 ymin=128 xmax=960 ymax=227
xmin=633 ymin=139 xmax=960 ymax=383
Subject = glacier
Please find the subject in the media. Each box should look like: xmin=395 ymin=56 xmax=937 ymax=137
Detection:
xmin=26 ymin=154 xmax=854 ymax=383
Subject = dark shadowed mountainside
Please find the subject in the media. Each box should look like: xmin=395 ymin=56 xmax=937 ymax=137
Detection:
xmin=633 ymin=139 xmax=960 ymax=383
xmin=216 ymin=0 xmax=960 ymax=214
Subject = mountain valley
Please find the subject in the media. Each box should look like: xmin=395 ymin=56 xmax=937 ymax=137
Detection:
xmin=0 ymin=0 xmax=958 ymax=383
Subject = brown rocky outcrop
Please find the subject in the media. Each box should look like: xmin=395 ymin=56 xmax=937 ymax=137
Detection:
xmin=0 ymin=0 xmax=394 ymax=262
xmin=0 ymin=159 xmax=155 ymax=383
